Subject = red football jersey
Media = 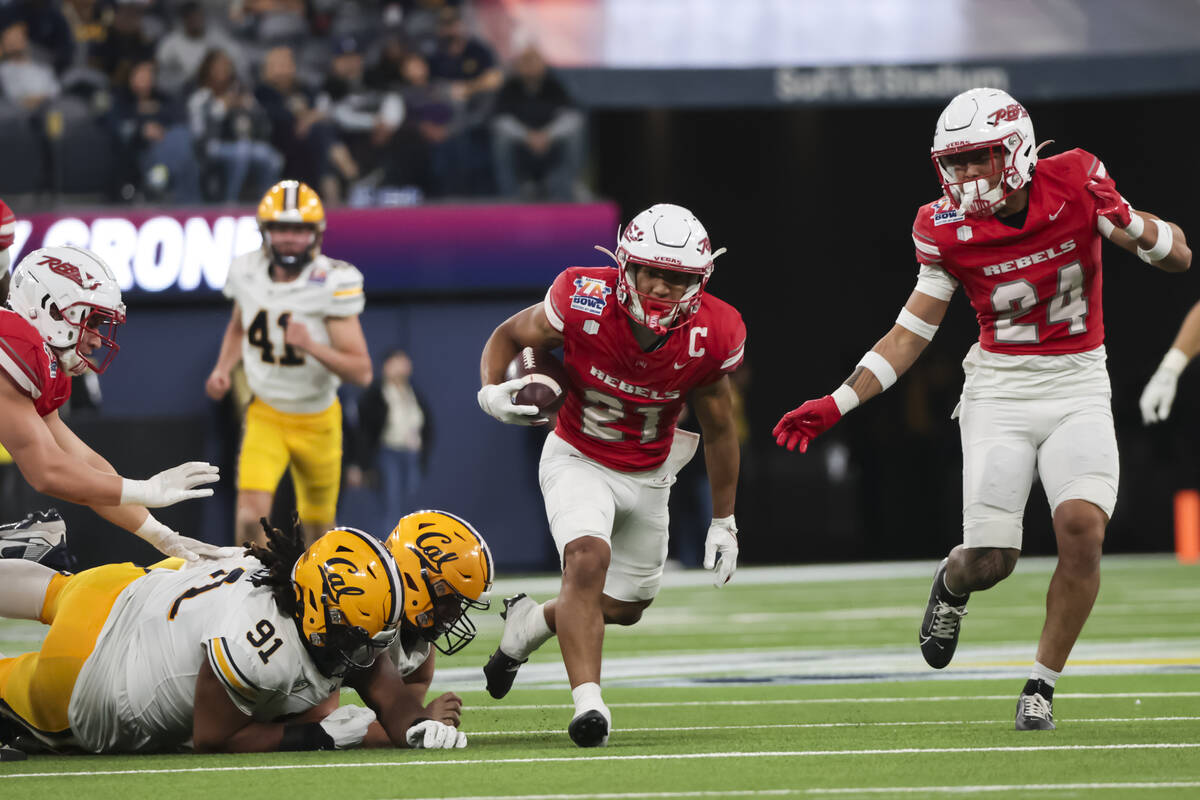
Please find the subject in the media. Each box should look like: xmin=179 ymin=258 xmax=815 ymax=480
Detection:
xmin=543 ymin=266 xmax=746 ymax=472
xmin=0 ymin=310 xmax=73 ymax=417
xmin=0 ymin=198 xmax=14 ymax=251
xmin=912 ymin=148 xmax=1110 ymax=356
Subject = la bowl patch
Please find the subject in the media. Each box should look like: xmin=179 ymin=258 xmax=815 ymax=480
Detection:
xmin=570 ymin=277 xmax=611 ymax=315
xmin=933 ymin=207 xmax=965 ymax=226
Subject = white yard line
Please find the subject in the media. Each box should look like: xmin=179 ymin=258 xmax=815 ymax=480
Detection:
xmin=465 ymin=717 xmax=1200 ymax=736
xmin=475 ymin=691 xmax=1200 ymax=711
xmin=375 ymin=783 xmax=1200 ymax=800
xmin=4 ymin=743 xmax=1199 ymax=780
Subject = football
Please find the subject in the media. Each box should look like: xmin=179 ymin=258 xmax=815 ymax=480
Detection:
xmin=504 ymin=346 xmax=570 ymax=419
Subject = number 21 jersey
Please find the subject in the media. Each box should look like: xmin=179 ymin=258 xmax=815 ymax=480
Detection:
xmin=543 ymin=266 xmax=746 ymax=472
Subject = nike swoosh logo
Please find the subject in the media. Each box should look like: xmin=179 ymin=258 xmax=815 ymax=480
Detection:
xmin=1049 ymin=201 xmax=1067 ymax=221
xmin=673 ymin=360 xmax=692 ymax=370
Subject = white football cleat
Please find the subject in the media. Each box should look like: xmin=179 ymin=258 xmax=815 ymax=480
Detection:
xmin=0 ymin=509 xmax=74 ymax=572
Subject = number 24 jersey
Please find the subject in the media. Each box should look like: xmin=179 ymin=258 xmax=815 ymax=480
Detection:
xmin=911 ymin=148 xmax=1112 ymax=356
xmin=543 ymin=266 xmax=746 ymax=473
xmin=68 ymin=557 xmax=338 ymax=753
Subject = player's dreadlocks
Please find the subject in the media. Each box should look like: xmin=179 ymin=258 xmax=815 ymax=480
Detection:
xmin=247 ymin=513 xmax=306 ymax=618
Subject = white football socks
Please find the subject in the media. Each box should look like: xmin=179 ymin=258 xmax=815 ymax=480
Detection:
xmin=0 ymin=559 xmax=57 ymax=621
xmin=1030 ymin=661 xmax=1061 ymax=687
xmin=502 ymin=598 xmax=555 ymax=661
xmin=571 ymin=681 xmax=611 ymax=724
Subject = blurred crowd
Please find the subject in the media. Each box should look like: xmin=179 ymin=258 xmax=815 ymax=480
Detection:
xmin=0 ymin=0 xmax=590 ymax=205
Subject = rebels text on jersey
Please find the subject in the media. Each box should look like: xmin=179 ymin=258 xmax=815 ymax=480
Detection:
xmin=543 ymin=267 xmax=745 ymax=472
xmin=0 ymin=310 xmax=72 ymax=416
xmin=912 ymin=148 xmax=1112 ymax=356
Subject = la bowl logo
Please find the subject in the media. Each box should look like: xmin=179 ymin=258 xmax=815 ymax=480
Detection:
xmin=570 ymin=276 xmax=611 ymax=316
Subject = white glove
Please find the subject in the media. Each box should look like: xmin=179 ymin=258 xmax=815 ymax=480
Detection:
xmin=477 ymin=377 xmax=544 ymax=426
xmin=703 ymin=515 xmax=738 ymax=588
xmin=1140 ymin=348 xmax=1188 ymax=425
xmin=405 ymin=719 xmax=467 ymax=749
xmin=120 ymin=462 xmax=220 ymax=508
xmin=134 ymin=514 xmax=243 ymax=563
xmin=319 ymin=704 xmax=377 ymax=749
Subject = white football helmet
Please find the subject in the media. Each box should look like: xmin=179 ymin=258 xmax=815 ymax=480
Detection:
xmin=6 ymin=245 xmax=126 ymax=375
xmin=931 ymin=88 xmax=1038 ymax=217
xmin=596 ymin=204 xmax=725 ymax=335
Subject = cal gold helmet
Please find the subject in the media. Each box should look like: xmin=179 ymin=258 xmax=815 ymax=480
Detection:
xmin=385 ymin=510 xmax=494 ymax=655
xmin=257 ymin=179 xmax=326 ymax=271
xmin=291 ymin=527 xmax=403 ymax=677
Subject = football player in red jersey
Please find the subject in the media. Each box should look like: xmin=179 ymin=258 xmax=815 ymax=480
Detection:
xmin=0 ymin=245 xmax=237 ymax=563
xmin=774 ymin=88 xmax=1191 ymax=730
xmin=476 ymin=204 xmax=746 ymax=747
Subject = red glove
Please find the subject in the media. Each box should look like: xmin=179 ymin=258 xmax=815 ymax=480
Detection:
xmin=1086 ymin=176 xmax=1134 ymax=230
xmin=773 ymin=395 xmax=842 ymax=453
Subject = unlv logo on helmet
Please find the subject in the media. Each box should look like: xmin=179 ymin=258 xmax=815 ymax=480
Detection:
xmin=987 ymin=103 xmax=1028 ymax=127
xmin=623 ymin=223 xmax=645 ymax=242
xmin=38 ymin=255 xmax=102 ymax=290
xmin=696 ymin=237 xmax=711 ymax=255
xmin=415 ymin=531 xmax=460 ymax=574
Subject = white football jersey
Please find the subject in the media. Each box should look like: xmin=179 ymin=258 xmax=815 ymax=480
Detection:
xmin=68 ymin=557 xmax=341 ymax=754
xmin=223 ymin=250 xmax=366 ymax=414
xmin=388 ymin=631 xmax=432 ymax=677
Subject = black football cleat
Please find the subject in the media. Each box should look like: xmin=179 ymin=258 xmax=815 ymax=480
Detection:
xmin=0 ymin=509 xmax=76 ymax=573
xmin=1015 ymin=690 xmax=1056 ymax=730
xmin=568 ymin=709 xmax=610 ymax=748
xmin=483 ymin=594 xmax=533 ymax=700
xmin=918 ymin=557 xmax=969 ymax=669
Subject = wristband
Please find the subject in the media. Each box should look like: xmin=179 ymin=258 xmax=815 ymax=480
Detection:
xmin=1137 ymin=218 xmax=1174 ymax=263
xmin=856 ymin=350 xmax=898 ymax=391
xmin=831 ymin=384 xmax=860 ymax=414
xmin=896 ymin=307 xmax=939 ymax=341
xmin=1160 ymin=347 xmax=1189 ymax=376
xmin=1122 ymin=212 xmax=1144 ymax=241
xmin=280 ymin=722 xmax=336 ymax=751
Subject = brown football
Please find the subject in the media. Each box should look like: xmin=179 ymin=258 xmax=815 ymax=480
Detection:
xmin=504 ymin=346 xmax=570 ymax=419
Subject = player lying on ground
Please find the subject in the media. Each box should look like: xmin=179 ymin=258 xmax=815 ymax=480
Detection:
xmin=0 ymin=518 xmax=466 ymax=754
xmin=0 ymin=245 xmax=231 ymax=562
xmin=476 ymin=204 xmax=745 ymax=747
xmin=773 ymin=88 xmax=1190 ymax=730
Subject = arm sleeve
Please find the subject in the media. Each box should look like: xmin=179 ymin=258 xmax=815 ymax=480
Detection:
xmin=203 ymin=635 xmax=271 ymax=717
xmin=326 ymin=264 xmax=366 ymax=317
xmin=0 ymin=328 xmax=45 ymax=399
xmin=543 ymin=270 xmax=574 ymax=333
xmin=0 ymin=199 xmax=14 ymax=251
xmin=915 ymin=263 xmax=959 ymax=301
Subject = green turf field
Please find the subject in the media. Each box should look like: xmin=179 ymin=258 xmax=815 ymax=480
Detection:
xmin=3 ymin=555 xmax=1199 ymax=799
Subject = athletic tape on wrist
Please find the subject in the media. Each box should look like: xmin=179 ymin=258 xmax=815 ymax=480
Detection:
xmin=856 ymin=350 xmax=898 ymax=391
xmin=896 ymin=307 xmax=939 ymax=341
xmin=831 ymin=384 xmax=860 ymax=415
xmin=1137 ymin=218 xmax=1174 ymax=263
xmin=1122 ymin=211 xmax=1145 ymax=241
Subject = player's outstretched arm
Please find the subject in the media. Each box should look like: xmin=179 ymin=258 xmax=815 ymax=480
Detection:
xmin=1140 ymin=298 xmax=1200 ymax=424
xmin=692 ymin=376 xmax=741 ymax=586
xmin=773 ymin=290 xmax=949 ymax=453
xmin=478 ymin=303 xmax=565 ymax=425
xmin=205 ymin=304 xmax=244 ymax=401
xmin=1089 ymin=179 xmax=1192 ymax=273
xmin=349 ymin=650 xmax=466 ymax=748
xmin=193 ymin=661 xmax=376 ymax=752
